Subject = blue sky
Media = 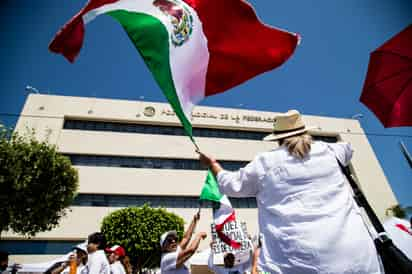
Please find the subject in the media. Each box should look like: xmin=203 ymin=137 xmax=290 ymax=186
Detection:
xmin=0 ymin=1 xmax=411 ymax=206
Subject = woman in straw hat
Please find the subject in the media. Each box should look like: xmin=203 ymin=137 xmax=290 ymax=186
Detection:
xmin=198 ymin=110 xmax=382 ymax=274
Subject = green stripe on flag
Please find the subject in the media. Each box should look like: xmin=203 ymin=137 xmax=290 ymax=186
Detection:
xmin=200 ymin=170 xmax=223 ymax=202
xmin=108 ymin=10 xmax=193 ymax=137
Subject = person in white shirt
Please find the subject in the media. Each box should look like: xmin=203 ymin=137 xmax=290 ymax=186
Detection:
xmin=51 ymin=243 xmax=88 ymax=274
xmin=208 ymin=236 xmax=252 ymax=274
xmin=160 ymin=212 xmax=207 ymax=274
xmin=198 ymin=110 xmax=382 ymax=274
xmin=86 ymin=232 xmax=110 ymax=274
xmin=106 ymin=245 xmax=129 ymax=274
xmin=207 ymin=251 xmax=250 ymax=274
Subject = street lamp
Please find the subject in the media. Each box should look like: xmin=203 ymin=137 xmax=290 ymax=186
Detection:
xmin=351 ymin=113 xmax=363 ymax=119
xmin=400 ymin=140 xmax=412 ymax=169
xmin=25 ymin=85 xmax=40 ymax=94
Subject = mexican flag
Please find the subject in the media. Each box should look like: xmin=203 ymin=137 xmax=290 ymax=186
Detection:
xmin=49 ymin=0 xmax=299 ymax=137
xmin=200 ymin=171 xmax=241 ymax=248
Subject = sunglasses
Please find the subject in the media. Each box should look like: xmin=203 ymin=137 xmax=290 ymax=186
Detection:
xmin=165 ymin=237 xmax=177 ymax=245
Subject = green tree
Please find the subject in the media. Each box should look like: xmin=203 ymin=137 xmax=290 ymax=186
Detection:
xmin=0 ymin=125 xmax=78 ymax=237
xmin=101 ymin=205 xmax=185 ymax=272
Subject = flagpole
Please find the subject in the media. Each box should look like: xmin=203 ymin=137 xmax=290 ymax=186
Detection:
xmin=191 ymin=137 xmax=200 ymax=152
xmin=197 ymin=201 xmax=202 ymax=215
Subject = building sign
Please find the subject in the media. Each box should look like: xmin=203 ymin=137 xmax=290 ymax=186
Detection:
xmin=142 ymin=106 xmax=276 ymax=124
xmin=143 ymin=106 xmax=156 ymax=117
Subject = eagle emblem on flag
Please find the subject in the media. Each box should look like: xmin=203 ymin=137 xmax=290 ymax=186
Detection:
xmin=153 ymin=0 xmax=194 ymax=47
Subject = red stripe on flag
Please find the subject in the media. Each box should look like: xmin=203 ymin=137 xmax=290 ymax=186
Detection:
xmin=395 ymin=223 xmax=412 ymax=235
xmin=183 ymin=0 xmax=299 ymax=96
xmin=49 ymin=0 xmax=119 ymax=62
xmin=214 ymin=211 xmax=242 ymax=249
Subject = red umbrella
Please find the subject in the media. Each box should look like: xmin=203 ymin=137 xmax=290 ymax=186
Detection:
xmin=360 ymin=24 xmax=412 ymax=127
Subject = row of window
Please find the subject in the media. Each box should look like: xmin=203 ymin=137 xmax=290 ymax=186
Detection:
xmin=64 ymin=119 xmax=268 ymax=140
xmin=0 ymin=240 xmax=81 ymax=255
xmin=67 ymin=154 xmax=248 ymax=171
xmin=64 ymin=119 xmax=338 ymax=143
xmin=73 ymin=194 xmax=257 ymax=208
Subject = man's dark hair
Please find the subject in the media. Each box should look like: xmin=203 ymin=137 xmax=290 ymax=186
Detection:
xmin=223 ymin=252 xmax=235 ymax=268
xmin=0 ymin=251 xmax=8 ymax=261
xmin=88 ymin=232 xmax=107 ymax=250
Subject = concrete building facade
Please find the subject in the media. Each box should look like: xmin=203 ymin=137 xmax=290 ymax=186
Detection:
xmin=2 ymin=94 xmax=398 ymax=264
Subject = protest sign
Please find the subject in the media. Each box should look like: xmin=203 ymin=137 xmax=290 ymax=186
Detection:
xmin=210 ymin=221 xmax=253 ymax=265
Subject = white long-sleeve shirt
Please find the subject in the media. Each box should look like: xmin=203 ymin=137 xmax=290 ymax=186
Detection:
xmin=86 ymin=250 xmax=110 ymax=274
xmin=217 ymin=141 xmax=382 ymax=274
xmin=161 ymin=247 xmax=190 ymax=274
xmin=109 ymin=261 xmax=126 ymax=274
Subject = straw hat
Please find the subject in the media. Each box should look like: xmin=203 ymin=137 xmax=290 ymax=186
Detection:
xmin=263 ymin=110 xmax=315 ymax=141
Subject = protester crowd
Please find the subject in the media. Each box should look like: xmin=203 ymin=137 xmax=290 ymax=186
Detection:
xmin=0 ymin=232 xmax=132 ymax=274
xmin=44 ymin=232 xmax=130 ymax=274
xmin=3 ymin=110 xmax=412 ymax=274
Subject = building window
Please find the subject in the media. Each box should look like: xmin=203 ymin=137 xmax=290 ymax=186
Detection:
xmin=73 ymin=194 xmax=257 ymax=208
xmin=64 ymin=119 xmax=268 ymax=140
xmin=66 ymin=154 xmax=249 ymax=171
xmin=0 ymin=240 xmax=81 ymax=255
xmin=64 ymin=119 xmax=338 ymax=143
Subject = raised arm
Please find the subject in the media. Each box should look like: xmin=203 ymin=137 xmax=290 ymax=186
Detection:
xmin=52 ymin=253 xmax=76 ymax=274
xmin=176 ymin=232 xmax=207 ymax=268
xmin=197 ymin=151 xmax=222 ymax=177
xmin=51 ymin=262 xmax=68 ymax=274
xmin=251 ymin=246 xmax=261 ymax=274
xmin=198 ymin=151 xmax=263 ymax=197
xmin=179 ymin=211 xmax=200 ymax=250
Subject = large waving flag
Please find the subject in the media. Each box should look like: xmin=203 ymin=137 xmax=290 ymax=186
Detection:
xmin=200 ymin=172 xmax=241 ymax=248
xmin=49 ymin=0 xmax=299 ymax=138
